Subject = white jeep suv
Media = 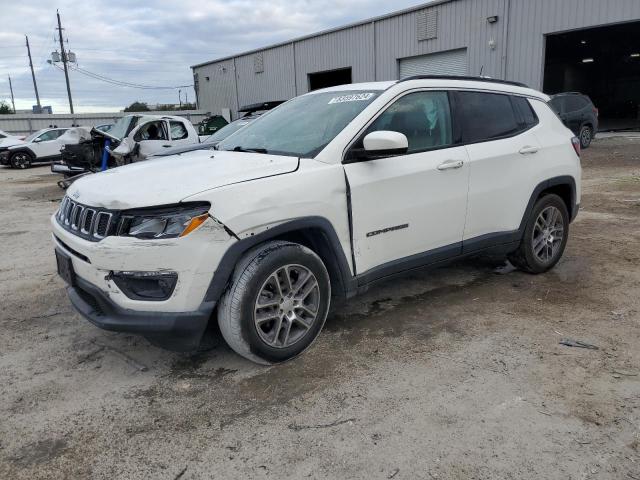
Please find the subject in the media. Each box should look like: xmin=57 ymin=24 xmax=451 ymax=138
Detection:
xmin=52 ymin=76 xmax=581 ymax=364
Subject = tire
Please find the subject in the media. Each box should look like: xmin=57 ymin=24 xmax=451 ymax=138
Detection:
xmin=509 ymin=194 xmax=569 ymax=274
xmin=579 ymin=125 xmax=593 ymax=149
xmin=218 ymin=241 xmax=331 ymax=365
xmin=10 ymin=151 xmax=33 ymax=169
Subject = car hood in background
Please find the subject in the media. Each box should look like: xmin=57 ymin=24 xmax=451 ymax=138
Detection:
xmin=66 ymin=149 xmax=299 ymax=210
xmin=0 ymin=138 xmax=25 ymax=148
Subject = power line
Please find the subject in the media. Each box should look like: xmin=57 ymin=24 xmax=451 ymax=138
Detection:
xmin=53 ymin=63 xmax=193 ymax=90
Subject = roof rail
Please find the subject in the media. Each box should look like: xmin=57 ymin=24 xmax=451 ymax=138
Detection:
xmin=398 ymin=75 xmax=528 ymax=88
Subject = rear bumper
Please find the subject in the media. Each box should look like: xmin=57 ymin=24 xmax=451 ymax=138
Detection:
xmin=68 ymin=274 xmax=215 ymax=351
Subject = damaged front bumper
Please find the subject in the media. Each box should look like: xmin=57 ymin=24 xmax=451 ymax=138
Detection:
xmin=67 ymin=274 xmax=214 ymax=351
xmin=51 ymin=212 xmax=237 ymax=350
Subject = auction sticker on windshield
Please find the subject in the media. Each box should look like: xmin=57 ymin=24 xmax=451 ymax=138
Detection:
xmin=328 ymin=93 xmax=376 ymax=104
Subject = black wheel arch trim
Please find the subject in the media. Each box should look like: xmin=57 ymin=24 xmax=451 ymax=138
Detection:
xmin=9 ymin=146 xmax=36 ymax=159
xmin=203 ymin=216 xmax=356 ymax=304
xmin=518 ymin=176 xmax=578 ymax=230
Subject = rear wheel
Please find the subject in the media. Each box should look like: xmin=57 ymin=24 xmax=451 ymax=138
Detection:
xmin=509 ymin=194 xmax=569 ymax=274
xmin=218 ymin=241 xmax=331 ymax=364
xmin=10 ymin=152 xmax=33 ymax=169
xmin=579 ymin=125 xmax=593 ymax=149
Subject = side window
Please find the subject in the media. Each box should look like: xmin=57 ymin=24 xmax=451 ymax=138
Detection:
xmin=52 ymin=129 xmax=67 ymax=139
xmin=36 ymin=131 xmax=56 ymax=142
xmin=548 ymin=97 xmax=564 ymax=115
xmin=512 ymin=96 xmax=538 ymax=129
xmin=458 ymin=91 xmax=520 ymax=143
xmin=565 ymin=96 xmax=587 ymax=112
xmin=170 ymin=121 xmax=189 ymax=140
xmin=135 ymin=121 xmax=168 ymax=141
xmin=364 ymin=91 xmax=453 ymax=154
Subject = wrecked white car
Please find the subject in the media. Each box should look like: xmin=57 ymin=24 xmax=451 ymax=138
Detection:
xmin=105 ymin=114 xmax=199 ymax=165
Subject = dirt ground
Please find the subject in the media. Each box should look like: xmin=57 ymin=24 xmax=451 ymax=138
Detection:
xmin=1 ymin=137 xmax=639 ymax=480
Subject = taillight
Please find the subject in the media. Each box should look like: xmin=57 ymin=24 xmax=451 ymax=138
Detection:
xmin=571 ymin=137 xmax=581 ymax=157
xmin=593 ymin=107 xmax=599 ymax=117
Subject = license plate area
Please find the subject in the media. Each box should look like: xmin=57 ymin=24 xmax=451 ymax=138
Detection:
xmin=55 ymin=249 xmax=76 ymax=287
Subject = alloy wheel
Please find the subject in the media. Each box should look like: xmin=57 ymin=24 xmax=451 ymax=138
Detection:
xmin=253 ymin=264 xmax=320 ymax=348
xmin=532 ymin=206 xmax=564 ymax=264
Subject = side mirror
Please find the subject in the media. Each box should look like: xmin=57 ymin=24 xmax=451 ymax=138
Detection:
xmin=363 ymin=131 xmax=408 ymax=154
xmin=33 ymin=138 xmax=42 ymax=143
xmin=345 ymin=131 xmax=408 ymax=163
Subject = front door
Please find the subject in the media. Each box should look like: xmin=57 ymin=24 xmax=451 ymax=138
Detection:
xmin=343 ymin=90 xmax=470 ymax=275
xmin=134 ymin=120 xmax=171 ymax=159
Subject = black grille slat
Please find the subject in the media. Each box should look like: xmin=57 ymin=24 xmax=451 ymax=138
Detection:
xmin=56 ymin=196 xmax=117 ymax=242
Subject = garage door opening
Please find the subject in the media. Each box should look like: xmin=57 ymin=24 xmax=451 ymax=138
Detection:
xmin=308 ymin=67 xmax=352 ymax=91
xmin=399 ymin=48 xmax=468 ymax=79
xmin=543 ymin=21 xmax=640 ymax=131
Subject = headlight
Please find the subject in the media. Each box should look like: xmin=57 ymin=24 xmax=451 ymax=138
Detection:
xmin=118 ymin=203 xmax=210 ymax=239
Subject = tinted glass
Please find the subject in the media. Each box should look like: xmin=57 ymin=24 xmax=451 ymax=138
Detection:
xmin=548 ymin=97 xmax=563 ymax=114
xmin=459 ymin=92 xmax=520 ymax=143
xmin=37 ymin=131 xmax=57 ymax=142
xmin=512 ymin=96 xmax=538 ymax=128
xmin=218 ymin=90 xmax=379 ymax=157
xmin=170 ymin=121 xmax=188 ymax=140
xmin=364 ymin=91 xmax=452 ymax=153
xmin=565 ymin=96 xmax=587 ymax=112
xmin=205 ymin=118 xmax=252 ymax=143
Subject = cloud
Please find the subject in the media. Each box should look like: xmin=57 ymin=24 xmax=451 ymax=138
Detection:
xmin=0 ymin=0 xmax=427 ymax=113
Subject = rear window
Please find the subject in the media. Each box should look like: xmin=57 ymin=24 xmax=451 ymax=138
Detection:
xmin=565 ymin=96 xmax=588 ymax=112
xmin=458 ymin=92 xmax=520 ymax=143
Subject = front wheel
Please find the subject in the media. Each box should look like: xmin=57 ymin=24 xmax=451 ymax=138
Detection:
xmin=218 ymin=241 xmax=331 ymax=365
xmin=579 ymin=125 xmax=593 ymax=149
xmin=509 ymin=194 xmax=569 ymax=274
xmin=10 ymin=152 xmax=33 ymax=169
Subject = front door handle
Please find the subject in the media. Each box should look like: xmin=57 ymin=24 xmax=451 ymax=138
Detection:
xmin=437 ymin=159 xmax=464 ymax=171
xmin=519 ymin=146 xmax=538 ymax=155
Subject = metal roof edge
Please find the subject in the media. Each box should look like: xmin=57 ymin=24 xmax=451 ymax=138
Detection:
xmin=191 ymin=0 xmax=457 ymax=69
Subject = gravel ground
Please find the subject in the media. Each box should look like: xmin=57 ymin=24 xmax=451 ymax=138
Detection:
xmin=1 ymin=137 xmax=639 ymax=479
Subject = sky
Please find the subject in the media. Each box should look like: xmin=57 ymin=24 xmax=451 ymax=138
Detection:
xmin=0 ymin=0 xmax=429 ymax=113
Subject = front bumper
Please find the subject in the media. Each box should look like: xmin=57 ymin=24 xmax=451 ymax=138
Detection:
xmin=68 ymin=274 xmax=214 ymax=351
xmin=51 ymin=161 xmax=86 ymax=175
xmin=52 ymin=210 xmax=237 ymax=349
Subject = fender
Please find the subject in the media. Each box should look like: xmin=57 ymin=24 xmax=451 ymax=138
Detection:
xmin=518 ymin=175 xmax=578 ymax=231
xmin=202 ymin=216 xmax=357 ymax=304
xmin=8 ymin=146 xmax=36 ymax=158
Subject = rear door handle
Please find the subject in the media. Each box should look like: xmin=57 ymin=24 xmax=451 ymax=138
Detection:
xmin=519 ymin=146 xmax=538 ymax=155
xmin=437 ymin=159 xmax=464 ymax=171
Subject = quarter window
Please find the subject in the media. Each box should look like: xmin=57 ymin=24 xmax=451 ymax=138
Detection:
xmin=364 ymin=91 xmax=453 ymax=154
xmin=170 ymin=121 xmax=189 ymax=140
xmin=512 ymin=96 xmax=538 ymax=129
xmin=458 ymin=91 xmax=520 ymax=143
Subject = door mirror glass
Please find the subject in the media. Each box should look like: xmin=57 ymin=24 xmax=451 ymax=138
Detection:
xmin=363 ymin=131 xmax=408 ymax=154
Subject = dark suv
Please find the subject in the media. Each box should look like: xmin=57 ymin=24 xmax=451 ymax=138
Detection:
xmin=548 ymin=93 xmax=598 ymax=149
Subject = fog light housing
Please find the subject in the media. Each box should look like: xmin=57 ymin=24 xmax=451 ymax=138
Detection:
xmin=111 ymin=271 xmax=178 ymax=301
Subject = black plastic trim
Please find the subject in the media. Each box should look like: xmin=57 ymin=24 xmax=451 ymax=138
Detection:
xmin=203 ymin=217 xmax=356 ymax=302
xmin=67 ymin=275 xmax=213 ymax=352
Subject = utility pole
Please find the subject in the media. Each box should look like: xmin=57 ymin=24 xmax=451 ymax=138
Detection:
xmin=56 ymin=10 xmax=74 ymax=114
xmin=178 ymin=89 xmax=182 ymax=108
xmin=8 ymin=75 xmax=16 ymax=113
xmin=25 ymin=35 xmax=41 ymax=110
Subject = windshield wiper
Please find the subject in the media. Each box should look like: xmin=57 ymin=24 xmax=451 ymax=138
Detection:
xmin=231 ymin=146 xmax=268 ymax=154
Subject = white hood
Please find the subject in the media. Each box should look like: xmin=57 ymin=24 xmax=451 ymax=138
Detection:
xmin=67 ymin=149 xmax=299 ymax=210
xmin=0 ymin=137 xmax=24 ymax=148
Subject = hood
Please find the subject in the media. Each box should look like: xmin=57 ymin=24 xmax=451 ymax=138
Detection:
xmin=149 ymin=143 xmax=215 ymax=158
xmin=67 ymin=149 xmax=299 ymax=210
xmin=0 ymin=137 xmax=25 ymax=149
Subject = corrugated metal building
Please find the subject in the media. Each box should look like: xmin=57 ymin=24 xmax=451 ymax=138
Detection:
xmin=192 ymin=0 xmax=640 ymax=128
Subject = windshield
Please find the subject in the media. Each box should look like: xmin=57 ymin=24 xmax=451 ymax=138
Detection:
xmin=106 ymin=116 xmax=138 ymax=140
xmin=218 ymin=90 xmax=379 ymax=157
xmin=205 ymin=118 xmax=252 ymax=144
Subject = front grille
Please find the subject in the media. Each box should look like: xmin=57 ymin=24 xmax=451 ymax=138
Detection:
xmin=57 ymin=196 xmax=118 ymax=242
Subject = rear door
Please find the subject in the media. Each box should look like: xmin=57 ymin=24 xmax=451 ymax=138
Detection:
xmin=168 ymin=120 xmax=193 ymax=148
xmin=344 ymin=90 xmax=470 ymax=274
xmin=458 ymin=91 xmax=541 ymax=249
